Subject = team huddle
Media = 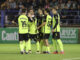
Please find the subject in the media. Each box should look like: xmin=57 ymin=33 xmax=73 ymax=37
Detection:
xmin=18 ymin=8 xmax=64 ymax=54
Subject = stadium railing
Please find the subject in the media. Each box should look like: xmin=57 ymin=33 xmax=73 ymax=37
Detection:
xmin=0 ymin=9 xmax=80 ymax=27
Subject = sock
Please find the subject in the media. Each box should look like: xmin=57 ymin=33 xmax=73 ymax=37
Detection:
xmin=26 ymin=41 xmax=29 ymax=52
xmin=52 ymin=39 xmax=58 ymax=51
xmin=45 ymin=46 xmax=50 ymax=52
xmin=57 ymin=39 xmax=64 ymax=51
xmin=46 ymin=46 xmax=47 ymax=52
xmin=20 ymin=41 xmax=24 ymax=52
xmin=23 ymin=40 xmax=26 ymax=50
xmin=43 ymin=45 xmax=46 ymax=52
xmin=40 ymin=40 xmax=43 ymax=52
xmin=36 ymin=41 xmax=40 ymax=51
xmin=47 ymin=46 xmax=50 ymax=52
xmin=28 ymin=39 xmax=31 ymax=51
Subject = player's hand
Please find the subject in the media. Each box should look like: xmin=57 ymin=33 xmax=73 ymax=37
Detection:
xmin=52 ymin=29 xmax=54 ymax=33
xmin=37 ymin=27 xmax=39 ymax=29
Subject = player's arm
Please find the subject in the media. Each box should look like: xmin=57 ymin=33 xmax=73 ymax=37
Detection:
xmin=37 ymin=22 xmax=46 ymax=29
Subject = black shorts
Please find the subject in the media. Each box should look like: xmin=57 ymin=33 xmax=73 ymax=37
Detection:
xmin=38 ymin=32 xmax=43 ymax=39
xmin=19 ymin=33 xmax=29 ymax=41
xmin=29 ymin=34 xmax=38 ymax=40
xmin=43 ymin=34 xmax=50 ymax=39
xmin=52 ymin=32 xmax=60 ymax=39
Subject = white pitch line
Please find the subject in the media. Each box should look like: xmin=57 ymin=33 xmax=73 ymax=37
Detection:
xmin=63 ymin=57 xmax=80 ymax=60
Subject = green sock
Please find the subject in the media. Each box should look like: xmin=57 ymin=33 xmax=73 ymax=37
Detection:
xmin=26 ymin=41 xmax=29 ymax=52
xmin=47 ymin=46 xmax=50 ymax=52
xmin=23 ymin=40 xmax=26 ymax=49
xmin=52 ymin=39 xmax=57 ymax=51
xmin=20 ymin=41 xmax=24 ymax=51
xmin=57 ymin=39 xmax=64 ymax=51
xmin=36 ymin=41 xmax=40 ymax=51
xmin=28 ymin=39 xmax=31 ymax=51
xmin=40 ymin=40 xmax=43 ymax=52
xmin=46 ymin=46 xmax=50 ymax=52
xmin=45 ymin=46 xmax=48 ymax=52
xmin=43 ymin=46 xmax=46 ymax=52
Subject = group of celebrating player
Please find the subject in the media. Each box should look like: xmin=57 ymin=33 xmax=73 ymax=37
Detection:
xmin=18 ymin=7 xmax=64 ymax=54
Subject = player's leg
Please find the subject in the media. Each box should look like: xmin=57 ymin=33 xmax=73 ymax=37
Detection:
xmin=28 ymin=34 xmax=32 ymax=54
xmin=36 ymin=40 xmax=40 ymax=53
xmin=28 ymin=39 xmax=32 ymax=53
xmin=52 ymin=32 xmax=58 ymax=54
xmin=25 ymin=34 xmax=29 ymax=54
xmin=56 ymin=32 xmax=64 ymax=54
xmin=52 ymin=39 xmax=58 ymax=54
xmin=40 ymin=40 xmax=44 ymax=53
xmin=41 ymin=34 xmax=47 ymax=54
xmin=38 ymin=33 xmax=44 ymax=53
xmin=23 ymin=40 xmax=26 ymax=51
xmin=19 ymin=34 xmax=25 ymax=54
xmin=52 ymin=32 xmax=64 ymax=54
xmin=44 ymin=34 xmax=50 ymax=54
xmin=33 ymin=34 xmax=40 ymax=54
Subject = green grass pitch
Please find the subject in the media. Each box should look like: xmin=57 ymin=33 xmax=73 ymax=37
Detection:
xmin=0 ymin=44 xmax=80 ymax=60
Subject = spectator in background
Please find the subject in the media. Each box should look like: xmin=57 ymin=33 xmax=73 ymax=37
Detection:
xmin=24 ymin=0 xmax=31 ymax=8
xmin=72 ymin=0 xmax=77 ymax=9
xmin=44 ymin=0 xmax=50 ymax=9
xmin=1 ymin=0 xmax=10 ymax=9
xmin=8 ymin=0 xmax=17 ymax=9
xmin=37 ymin=0 xmax=44 ymax=8
xmin=78 ymin=4 xmax=80 ymax=10
xmin=61 ymin=5 xmax=69 ymax=24
xmin=50 ymin=0 xmax=58 ymax=7
xmin=31 ymin=0 xmax=37 ymax=10
xmin=74 ymin=4 xmax=80 ymax=24
xmin=58 ymin=0 xmax=65 ymax=9
xmin=66 ymin=0 xmax=72 ymax=9
xmin=77 ymin=0 xmax=80 ymax=7
xmin=17 ymin=0 xmax=25 ymax=9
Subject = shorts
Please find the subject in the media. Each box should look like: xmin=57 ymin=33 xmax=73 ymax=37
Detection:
xmin=38 ymin=32 xmax=43 ymax=39
xmin=29 ymin=34 xmax=38 ymax=41
xmin=19 ymin=33 xmax=29 ymax=41
xmin=43 ymin=34 xmax=50 ymax=39
xmin=52 ymin=32 xmax=60 ymax=39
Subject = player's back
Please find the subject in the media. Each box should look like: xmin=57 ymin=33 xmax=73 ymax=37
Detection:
xmin=18 ymin=15 xmax=29 ymax=34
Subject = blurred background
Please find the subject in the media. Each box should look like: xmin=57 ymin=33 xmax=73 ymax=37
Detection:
xmin=0 ymin=0 xmax=80 ymax=44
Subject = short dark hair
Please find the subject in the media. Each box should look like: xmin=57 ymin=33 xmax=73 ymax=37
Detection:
xmin=45 ymin=8 xmax=50 ymax=14
xmin=27 ymin=8 xmax=34 ymax=13
xmin=22 ymin=9 xmax=26 ymax=13
xmin=52 ymin=7 xmax=57 ymax=11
